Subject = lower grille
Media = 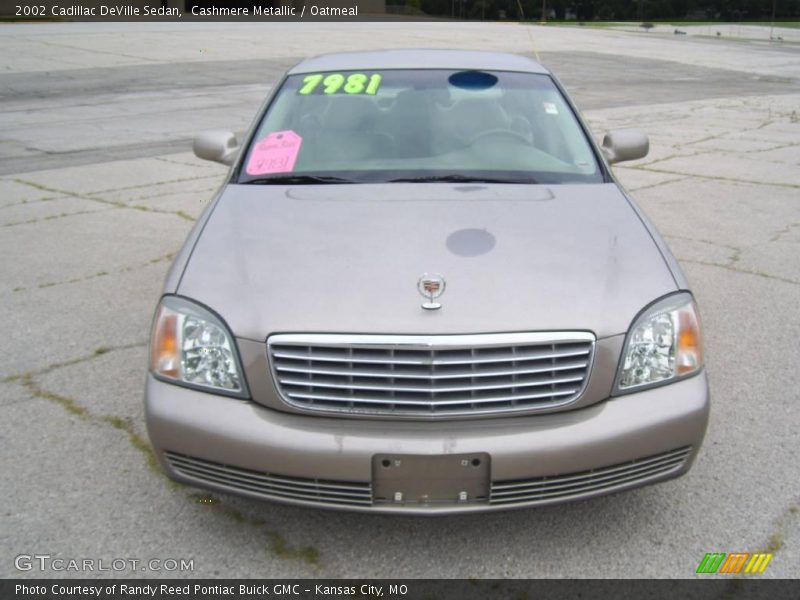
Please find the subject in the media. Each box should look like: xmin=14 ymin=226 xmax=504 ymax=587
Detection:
xmin=164 ymin=451 xmax=372 ymax=507
xmin=267 ymin=332 xmax=595 ymax=418
xmin=490 ymin=446 xmax=692 ymax=506
xmin=165 ymin=447 xmax=691 ymax=511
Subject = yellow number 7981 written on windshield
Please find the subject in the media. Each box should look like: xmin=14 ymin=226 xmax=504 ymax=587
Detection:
xmin=298 ymin=73 xmax=383 ymax=95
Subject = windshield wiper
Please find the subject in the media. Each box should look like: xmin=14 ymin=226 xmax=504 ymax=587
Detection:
xmin=387 ymin=174 xmax=537 ymax=184
xmin=243 ymin=174 xmax=537 ymax=185
xmin=242 ymin=175 xmax=359 ymax=185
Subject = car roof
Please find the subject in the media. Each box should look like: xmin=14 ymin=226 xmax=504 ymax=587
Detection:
xmin=288 ymin=49 xmax=550 ymax=75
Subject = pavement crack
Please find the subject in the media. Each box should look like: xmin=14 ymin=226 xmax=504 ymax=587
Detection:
xmin=11 ymin=178 xmax=83 ymax=197
xmin=663 ymin=234 xmax=743 ymax=265
xmin=631 ymin=166 xmax=800 ymax=189
xmin=97 ymin=184 xmax=217 ymax=203
xmin=681 ymin=133 xmax=726 ymax=147
xmin=188 ymin=492 xmax=326 ymax=573
xmin=622 ymin=174 xmax=691 ymax=191
xmin=10 ymin=252 xmax=175 ymax=293
xmin=27 ymin=36 xmax=163 ymax=65
xmin=268 ymin=531 xmax=321 ymax=568
xmin=770 ymin=221 xmax=800 ymax=243
xmin=726 ymin=500 xmax=800 ymax=586
xmin=765 ymin=511 xmax=791 ymax=555
xmin=154 ymin=156 xmax=208 ymax=168
xmin=0 ymin=196 xmax=60 ymax=211
xmin=4 ymin=342 xmax=162 ymax=476
xmin=2 ymin=207 xmax=112 ymax=228
xmin=749 ymin=141 xmax=800 ymax=154
xmin=679 ymin=258 xmax=800 ymax=286
xmin=113 ymin=199 xmax=197 ymax=221
xmin=633 ymin=149 xmax=712 ymax=169
xmin=3 ymin=342 xmax=147 ymax=383
xmin=5 ymin=342 xmax=329 ymax=575
xmin=86 ymin=174 xmax=221 ymax=195
xmin=101 ymin=414 xmax=160 ymax=473
xmin=12 ymin=177 xmax=204 ymax=222
xmin=17 ymin=373 xmax=89 ymax=419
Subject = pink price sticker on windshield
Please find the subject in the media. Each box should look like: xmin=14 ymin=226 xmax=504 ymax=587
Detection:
xmin=246 ymin=130 xmax=302 ymax=175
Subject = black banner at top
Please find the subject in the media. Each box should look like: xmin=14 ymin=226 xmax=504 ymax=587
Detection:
xmin=2 ymin=0 xmax=432 ymax=22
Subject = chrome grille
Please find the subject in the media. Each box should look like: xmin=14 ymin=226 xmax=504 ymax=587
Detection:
xmin=267 ymin=332 xmax=595 ymax=417
xmin=165 ymin=451 xmax=372 ymax=507
xmin=490 ymin=446 xmax=692 ymax=506
xmin=164 ymin=447 xmax=691 ymax=511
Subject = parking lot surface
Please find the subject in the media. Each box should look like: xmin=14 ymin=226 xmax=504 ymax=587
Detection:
xmin=1 ymin=22 xmax=799 ymax=579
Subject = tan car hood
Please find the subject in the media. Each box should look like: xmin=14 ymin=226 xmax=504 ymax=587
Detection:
xmin=177 ymin=183 xmax=677 ymax=340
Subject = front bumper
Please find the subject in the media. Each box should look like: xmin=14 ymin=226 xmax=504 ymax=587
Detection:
xmin=145 ymin=371 xmax=709 ymax=514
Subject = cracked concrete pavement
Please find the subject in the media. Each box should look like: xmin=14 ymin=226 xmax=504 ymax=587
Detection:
xmin=1 ymin=22 xmax=798 ymax=579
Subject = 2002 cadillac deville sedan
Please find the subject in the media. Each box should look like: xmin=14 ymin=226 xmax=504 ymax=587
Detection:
xmin=145 ymin=49 xmax=709 ymax=513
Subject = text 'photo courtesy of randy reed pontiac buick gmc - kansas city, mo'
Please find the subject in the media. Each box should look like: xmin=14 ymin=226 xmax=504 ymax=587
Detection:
xmin=145 ymin=49 xmax=709 ymax=514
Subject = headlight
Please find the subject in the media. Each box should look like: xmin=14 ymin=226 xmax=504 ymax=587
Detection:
xmin=614 ymin=292 xmax=703 ymax=394
xmin=149 ymin=296 xmax=248 ymax=397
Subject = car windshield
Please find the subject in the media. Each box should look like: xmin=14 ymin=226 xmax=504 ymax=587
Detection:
xmin=238 ymin=69 xmax=603 ymax=184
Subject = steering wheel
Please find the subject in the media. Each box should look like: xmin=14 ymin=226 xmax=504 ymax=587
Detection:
xmin=469 ymin=128 xmax=531 ymax=146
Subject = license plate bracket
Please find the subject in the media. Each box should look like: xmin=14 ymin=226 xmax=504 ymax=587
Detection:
xmin=372 ymin=453 xmax=490 ymax=505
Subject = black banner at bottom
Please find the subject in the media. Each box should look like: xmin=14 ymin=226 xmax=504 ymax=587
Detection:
xmin=3 ymin=579 xmax=799 ymax=600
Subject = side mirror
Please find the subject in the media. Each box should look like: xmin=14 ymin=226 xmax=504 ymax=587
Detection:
xmin=601 ymin=129 xmax=649 ymax=164
xmin=193 ymin=130 xmax=239 ymax=165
